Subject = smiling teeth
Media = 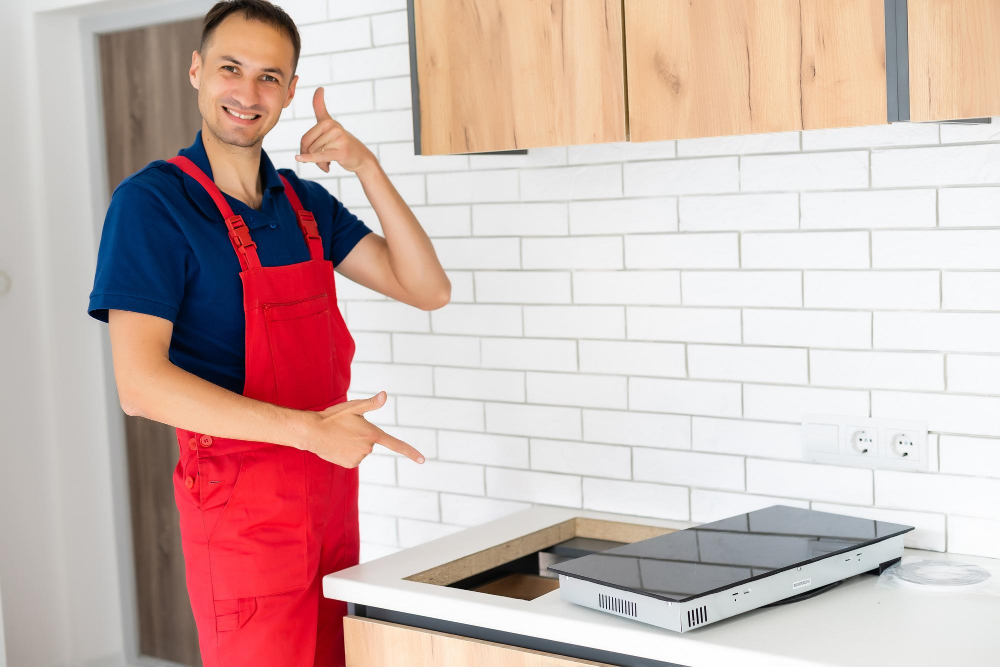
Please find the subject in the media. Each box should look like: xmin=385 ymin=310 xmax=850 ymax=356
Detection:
xmin=225 ymin=107 xmax=258 ymax=120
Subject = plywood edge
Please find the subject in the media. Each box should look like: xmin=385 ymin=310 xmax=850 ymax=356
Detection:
xmin=574 ymin=516 xmax=676 ymax=543
xmin=404 ymin=519 xmax=577 ymax=586
xmin=404 ymin=517 xmax=677 ymax=586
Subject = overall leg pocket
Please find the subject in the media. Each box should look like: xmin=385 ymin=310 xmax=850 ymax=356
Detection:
xmin=199 ymin=446 xmax=309 ymax=599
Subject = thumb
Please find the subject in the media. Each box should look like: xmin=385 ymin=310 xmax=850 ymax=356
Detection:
xmin=357 ymin=390 xmax=386 ymax=414
xmin=321 ymin=391 xmax=385 ymax=416
xmin=313 ymin=86 xmax=332 ymax=121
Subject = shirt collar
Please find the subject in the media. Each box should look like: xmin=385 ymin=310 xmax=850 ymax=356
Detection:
xmin=175 ymin=129 xmax=286 ymax=228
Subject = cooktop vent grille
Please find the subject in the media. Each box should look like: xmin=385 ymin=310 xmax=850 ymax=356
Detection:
xmin=687 ymin=605 xmax=708 ymax=628
xmin=598 ymin=592 xmax=636 ymax=617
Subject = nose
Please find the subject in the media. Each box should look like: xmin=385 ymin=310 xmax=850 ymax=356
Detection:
xmin=229 ymin=81 xmax=262 ymax=113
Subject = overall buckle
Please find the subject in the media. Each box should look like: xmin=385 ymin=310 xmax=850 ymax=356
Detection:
xmin=226 ymin=215 xmax=256 ymax=253
xmin=296 ymin=210 xmax=321 ymax=240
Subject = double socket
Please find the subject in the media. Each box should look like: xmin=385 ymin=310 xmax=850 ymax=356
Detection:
xmin=800 ymin=414 xmax=929 ymax=471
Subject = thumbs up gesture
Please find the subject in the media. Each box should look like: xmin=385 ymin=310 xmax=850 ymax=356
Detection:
xmin=295 ymin=87 xmax=375 ymax=174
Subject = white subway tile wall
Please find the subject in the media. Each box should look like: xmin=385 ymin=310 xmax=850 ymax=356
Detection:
xmin=275 ymin=2 xmax=1000 ymax=561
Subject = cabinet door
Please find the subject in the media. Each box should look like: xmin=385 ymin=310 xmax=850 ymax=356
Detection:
xmin=410 ymin=0 xmax=627 ymax=154
xmin=625 ymin=0 xmax=887 ymax=141
xmin=908 ymin=0 xmax=1000 ymax=122
xmin=800 ymin=0 xmax=889 ymax=130
xmin=344 ymin=616 xmax=614 ymax=666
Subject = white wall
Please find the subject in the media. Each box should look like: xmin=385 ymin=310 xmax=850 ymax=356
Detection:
xmin=257 ymin=1 xmax=1000 ymax=564
xmin=2 ymin=3 xmax=81 ymax=666
xmin=3 ymin=1 xmax=211 ymax=666
xmin=3 ymin=0 xmax=1000 ymax=665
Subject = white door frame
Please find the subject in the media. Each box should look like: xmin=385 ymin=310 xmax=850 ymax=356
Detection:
xmin=33 ymin=1 xmax=211 ymax=665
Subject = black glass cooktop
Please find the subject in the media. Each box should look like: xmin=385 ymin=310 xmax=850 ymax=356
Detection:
xmin=548 ymin=505 xmax=914 ymax=603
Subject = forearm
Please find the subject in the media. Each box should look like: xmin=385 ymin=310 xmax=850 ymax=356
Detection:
xmin=356 ymin=158 xmax=450 ymax=300
xmin=120 ymin=357 xmax=316 ymax=450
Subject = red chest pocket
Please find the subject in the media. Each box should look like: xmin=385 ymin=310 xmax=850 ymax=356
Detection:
xmin=263 ymin=293 xmax=337 ymax=410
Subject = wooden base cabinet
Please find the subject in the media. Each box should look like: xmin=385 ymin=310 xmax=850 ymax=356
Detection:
xmin=344 ymin=616 xmax=613 ymax=667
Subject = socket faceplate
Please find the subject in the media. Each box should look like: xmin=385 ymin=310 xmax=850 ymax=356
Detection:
xmin=801 ymin=414 xmax=929 ymax=471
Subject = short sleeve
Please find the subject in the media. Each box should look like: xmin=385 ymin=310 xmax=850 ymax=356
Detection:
xmin=330 ymin=197 xmax=372 ymax=267
xmin=88 ymin=180 xmax=191 ymax=324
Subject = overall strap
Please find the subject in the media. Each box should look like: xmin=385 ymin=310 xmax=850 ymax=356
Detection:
xmin=167 ymin=155 xmax=261 ymax=271
xmin=278 ymin=174 xmax=324 ymax=262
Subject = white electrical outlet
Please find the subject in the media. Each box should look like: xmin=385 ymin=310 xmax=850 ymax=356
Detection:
xmin=888 ymin=430 xmax=919 ymax=459
xmin=847 ymin=427 xmax=876 ymax=455
xmin=800 ymin=414 xmax=928 ymax=471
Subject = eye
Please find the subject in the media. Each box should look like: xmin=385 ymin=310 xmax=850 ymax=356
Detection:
xmin=222 ymin=65 xmax=276 ymax=82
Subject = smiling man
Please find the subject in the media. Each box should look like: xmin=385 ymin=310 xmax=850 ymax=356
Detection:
xmin=86 ymin=1 xmax=449 ymax=665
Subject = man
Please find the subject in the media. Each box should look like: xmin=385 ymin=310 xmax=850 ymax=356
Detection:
xmin=87 ymin=1 xmax=448 ymax=665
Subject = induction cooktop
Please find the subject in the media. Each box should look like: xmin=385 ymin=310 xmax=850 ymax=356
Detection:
xmin=550 ymin=505 xmax=914 ymax=632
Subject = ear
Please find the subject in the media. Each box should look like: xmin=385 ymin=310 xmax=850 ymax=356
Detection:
xmin=283 ymin=74 xmax=299 ymax=109
xmin=189 ymin=50 xmax=201 ymax=90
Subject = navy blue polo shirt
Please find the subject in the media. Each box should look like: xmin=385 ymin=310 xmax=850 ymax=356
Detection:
xmin=88 ymin=129 xmax=372 ymax=394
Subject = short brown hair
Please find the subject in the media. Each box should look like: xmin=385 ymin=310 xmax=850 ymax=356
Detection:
xmin=200 ymin=0 xmax=301 ymax=77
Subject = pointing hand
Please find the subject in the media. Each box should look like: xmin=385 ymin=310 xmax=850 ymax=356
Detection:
xmin=302 ymin=391 xmax=425 ymax=468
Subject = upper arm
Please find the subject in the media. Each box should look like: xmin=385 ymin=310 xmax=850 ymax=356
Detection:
xmin=107 ymin=309 xmax=174 ymax=414
xmin=88 ymin=179 xmax=189 ymax=411
xmin=335 ymin=232 xmax=421 ymax=307
xmin=286 ymin=174 xmax=433 ymax=308
xmin=321 ymin=187 xmax=427 ymax=308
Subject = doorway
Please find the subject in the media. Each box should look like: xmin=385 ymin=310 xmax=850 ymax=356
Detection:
xmin=98 ymin=16 xmax=204 ymax=666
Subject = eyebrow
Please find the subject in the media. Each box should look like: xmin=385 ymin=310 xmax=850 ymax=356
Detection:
xmin=218 ymin=55 xmax=286 ymax=78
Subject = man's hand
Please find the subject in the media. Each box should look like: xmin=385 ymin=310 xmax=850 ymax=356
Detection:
xmin=294 ymin=87 xmax=376 ymax=174
xmin=300 ymin=390 xmax=425 ymax=468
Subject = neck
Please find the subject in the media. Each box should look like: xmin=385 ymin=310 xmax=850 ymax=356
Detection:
xmin=201 ymin=121 xmax=263 ymax=208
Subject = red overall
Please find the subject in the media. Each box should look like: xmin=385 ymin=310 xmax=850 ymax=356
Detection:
xmin=167 ymin=155 xmax=359 ymax=667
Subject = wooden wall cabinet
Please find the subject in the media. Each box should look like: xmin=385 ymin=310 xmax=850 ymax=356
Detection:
xmin=407 ymin=0 xmax=999 ymax=154
xmin=625 ymin=0 xmax=887 ymax=141
xmin=907 ymin=0 xmax=1000 ymax=122
xmin=408 ymin=0 xmax=627 ymax=155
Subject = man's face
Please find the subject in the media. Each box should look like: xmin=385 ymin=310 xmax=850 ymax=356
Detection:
xmin=190 ymin=13 xmax=298 ymax=149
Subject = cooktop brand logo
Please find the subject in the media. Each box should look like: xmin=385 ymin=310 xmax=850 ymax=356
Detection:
xmin=792 ymin=578 xmax=812 ymax=590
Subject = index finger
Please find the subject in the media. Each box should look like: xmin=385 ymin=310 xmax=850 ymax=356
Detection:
xmin=372 ymin=426 xmax=425 ymax=464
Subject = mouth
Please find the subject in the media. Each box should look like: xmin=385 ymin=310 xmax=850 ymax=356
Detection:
xmin=222 ymin=105 xmax=261 ymax=124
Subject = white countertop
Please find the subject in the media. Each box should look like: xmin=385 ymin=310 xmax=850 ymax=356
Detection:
xmin=323 ymin=506 xmax=1000 ymax=667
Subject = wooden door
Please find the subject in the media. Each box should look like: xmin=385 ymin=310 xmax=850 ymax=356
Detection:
xmin=410 ymin=0 xmax=627 ymax=154
xmin=98 ymin=17 xmax=204 ymax=666
xmin=908 ymin=0 xmax=1000 ymax=122
xmin=625 ymin=0 xmax=887 ymax=141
